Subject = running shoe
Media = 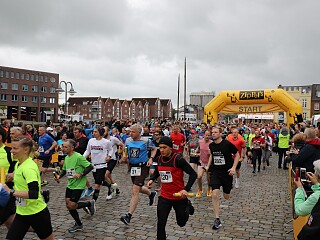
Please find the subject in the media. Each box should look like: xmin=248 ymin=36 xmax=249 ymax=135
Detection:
xmin=83 ymin=207 xmax=90 ymax=214
xmin=81 ymin=189 xmax=87 ymax=198
xmin=41 ymin=180 xmax=48 ymax=186
xmin=106 ymin=190 xmax=113 ymax=200
xmin=42 ymin=190 xmax=50 ymax=203
xmin=89 ymin=200 xmax=96 ymax=216
xmin=120 ymin=213 xmax=131 ymax=225
xmin=149 ymin=191 xmax=157 ymax=206
xmin=85 ymin=187 xmax=94 ymax=197
xmin=112 ymin=183 xmax=117 ymax=197
xmin=212 ymin=219 xmax=222 ymax=230
xmin=206 ymin=189 xmax=212 ymax=197
xmin=188 ymin=200 xmax=194 ymax=215
xmin=196 ymin=189 xmax=203 ymax=198
xmin=68 ymin=223 xmax=83 ymax=233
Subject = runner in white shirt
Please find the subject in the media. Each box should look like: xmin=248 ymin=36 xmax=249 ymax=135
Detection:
xmin=104 ymin=126 xmax=124 ymax=200
xmin=83 ymin=127 xmax=113 ymax=202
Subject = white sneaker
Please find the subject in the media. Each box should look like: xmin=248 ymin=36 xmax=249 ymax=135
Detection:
xmin=235 ymin=178 xmax=240 ymax=189
xmin=106 ymin=193 xmax=112 ymax=200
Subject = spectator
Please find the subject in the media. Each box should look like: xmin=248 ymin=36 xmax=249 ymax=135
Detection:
xmin=294 ymin=159 xmax=320 ymax=240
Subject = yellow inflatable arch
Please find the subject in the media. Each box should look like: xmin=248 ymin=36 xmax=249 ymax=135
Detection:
xmin=204 ymin=89 xmax=303 ymax=125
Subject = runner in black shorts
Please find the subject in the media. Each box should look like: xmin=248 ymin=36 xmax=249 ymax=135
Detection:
xmin=104 ymin=126 xmax=124 ymax=200
xmin=55 ymin=139 xmax=95 ymax=233
xmin=206 ymin=127 xmax=240 ymax=230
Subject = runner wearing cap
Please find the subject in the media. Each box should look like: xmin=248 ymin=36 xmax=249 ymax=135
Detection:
xmin=147 ymin=136 xmax=197 ymax=240
xmin=186 ymin=129 xmax=199 ymax=171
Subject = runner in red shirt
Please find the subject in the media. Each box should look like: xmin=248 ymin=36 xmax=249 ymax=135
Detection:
xmin=250 ymin=129 xmax=265 ymax=174
xmin=170 ymin=125 xmax=186 ymax=155
xmin=227 ymin=128 xmax=246 ymax=188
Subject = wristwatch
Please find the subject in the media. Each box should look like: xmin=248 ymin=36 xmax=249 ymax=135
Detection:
xmin=10 ymin=189 xmax=15 ymax=197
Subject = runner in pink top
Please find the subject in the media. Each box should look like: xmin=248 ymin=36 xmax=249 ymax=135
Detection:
xmin=196 ymin=130 xmax=213 ymax=197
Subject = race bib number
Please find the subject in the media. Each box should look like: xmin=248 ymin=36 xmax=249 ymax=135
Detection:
xmin=66 ymin=168 xmax=76 ymax=178
xmin=213 ymin=156 xmax=226 ymax=165
xmin=16 ymin=197 xmax=27 ymax=207
xmin=173 ymin=144 xmax=179 ymax=150
xmin=38 ymin=146 xmax=44 ymax=153
xmin=159 ymin=171 xmax=173 ymax=183
xmin=130 ymin=167 xmax=141 ymax=176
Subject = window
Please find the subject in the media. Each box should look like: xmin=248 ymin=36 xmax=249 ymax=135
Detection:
xmin=1 ymin=82 xmax=8 ymax=89
xmin=22 ymin=96 xmax=27 ymax=102
xmin=6 ymin=71 xmax=9 ymax=78
xmin=83 ymin=101 xmax=88 ymax=105
xmin=32 ymin=85 xmax=38 ymax=92
xmin=302 ymin=88 xmax=306 ymax=93
xmin=22 ymin=84 xmax=28 ymax=91
xmin=303 ymin=112 xmax=307 ymax=119
xmin=36 ymin=75 xmax=39 ymax=81
xmin=21 ymin=73 xmax=24 ymax=80
xmin=12 ymin=83 xmax=18 ymax=90
xmin=31 ymin=74 xmax=34 ymax=81
xmin=41 ymin=86 xmax=47 ymax=92
xmin=16 ymin=72 xmax=20 ymax=79
xmin=41 ymin=97 xmax=46 ymax=103
xmin=317 ymin=91 xmax=320 ymax=98
xmin=32 ymin=96 xmax=37 ymax=103
xmin=12 ymin=95 xmax=18 ymax=101
xmin=302 ymin=99 xmax=307 ymax=108
xmin=26 ymin=73 xmax=29 ymax=80
xmin=315 ymin=103 xmax=320 ymax=111
xmin=50 ymin=87 xmax=55 ymax=93
xmin=0 ymin=70 xmax=3 ymax=78
xmin=296 ymin=87 xmax=299 ymax=91
xmin=0 ymin=94 xmax=7 ymax=101
xmin=40 ymin=75 xmax=44 ymax=82
xmin=45 ymin=76 xmax=48 ymax=82
xmin=49 ymin=97 xmax=55 ymax=104
xmin=291 ymin=87 xmax=294 ymax=91
xmin=11 ymin=72 xmax=14 ymax=79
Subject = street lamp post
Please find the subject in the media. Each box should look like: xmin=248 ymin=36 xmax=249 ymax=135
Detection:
xmin=56 ymin=81 xmax=76 ymax=116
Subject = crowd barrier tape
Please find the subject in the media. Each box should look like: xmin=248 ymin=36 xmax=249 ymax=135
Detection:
xmin=0 ymin=167 xmax=5 ymax=184
xmin=288 ymin=165 xmax=309 ymax=239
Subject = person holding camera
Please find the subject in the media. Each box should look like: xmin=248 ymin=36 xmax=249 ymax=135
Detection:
xmin=294 ymin=159 xmax=320 ymax=240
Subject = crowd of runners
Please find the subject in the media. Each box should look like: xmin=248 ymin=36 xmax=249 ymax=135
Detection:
xmin=0 ymin=118 xmax=320 ymax=239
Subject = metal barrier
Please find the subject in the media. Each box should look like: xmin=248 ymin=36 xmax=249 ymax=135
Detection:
xmin=0 ymin=167 xmax=5 ymax=184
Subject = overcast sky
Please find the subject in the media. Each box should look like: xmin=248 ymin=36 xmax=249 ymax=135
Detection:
xmin=1 ymin=0 xmax=319 ymax=107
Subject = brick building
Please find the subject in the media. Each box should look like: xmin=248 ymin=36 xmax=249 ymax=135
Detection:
xmin=0 ymin=66 xmax=59 ymax=122
xmin=68 ymin=97 xmax=172 ymax=122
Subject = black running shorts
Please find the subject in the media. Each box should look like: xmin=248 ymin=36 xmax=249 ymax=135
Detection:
xmin=92 ymin=168 xmax=107 ymax=185
xmin=106 ymin=160 xmax=117 ymax=173
xmin=65 ymin=188 xmax=83 ymax=203
xmin=6 ymin=207 xmax=53 ymax=240
xmin=210 ymin=171 xmax=233 ymax=194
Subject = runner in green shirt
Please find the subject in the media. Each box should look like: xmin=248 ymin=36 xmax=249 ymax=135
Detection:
xmin=55 ymin=139 xmax=95 ymax=233
xmin=3 ymin=136 xmax=55 ymax=240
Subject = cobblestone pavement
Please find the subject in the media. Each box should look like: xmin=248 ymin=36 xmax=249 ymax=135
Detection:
xmin=0 ymin=155 xmax=294 ymax=239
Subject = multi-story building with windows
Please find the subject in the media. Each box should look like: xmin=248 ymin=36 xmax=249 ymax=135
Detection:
xmin=0 ymin=66 xmax=59 ymax=122
xmin=311 ymin=84 xmax=320 ymax=116
xmin=277 ymin=84 xmax=312 ymax=121
xmin=68 ymin=97 xmax=172 ymax=122
xmin=189 ymin=91 xmax=215 ymax=121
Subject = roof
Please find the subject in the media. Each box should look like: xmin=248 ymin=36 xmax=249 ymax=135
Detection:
xmin=68 ymin=97 xmax=99 ymax=104
xmin=132 ymin=98 xmax=158 ymax=105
